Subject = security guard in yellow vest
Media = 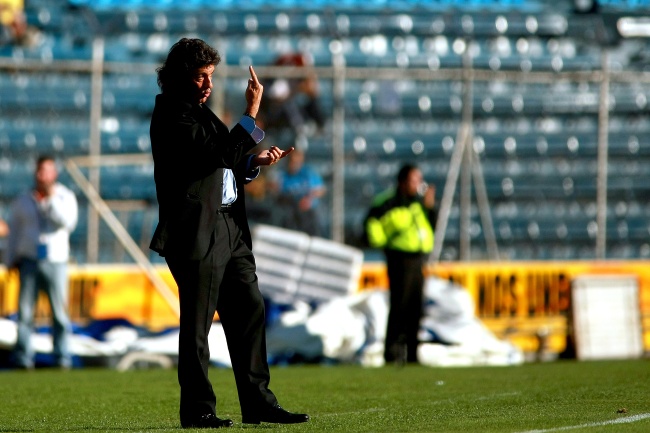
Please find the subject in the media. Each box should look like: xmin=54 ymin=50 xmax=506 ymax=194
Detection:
xmin=365 ymin=164 xmax=436 ymax=364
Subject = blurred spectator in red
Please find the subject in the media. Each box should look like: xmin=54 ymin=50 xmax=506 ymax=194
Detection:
xmin=259 ymin=53 xmax=325 ymax=147
xmin=0 ymin=218 xmax=8 ymax=237
xmin=0 ymin=218 xmax=8 ymax=263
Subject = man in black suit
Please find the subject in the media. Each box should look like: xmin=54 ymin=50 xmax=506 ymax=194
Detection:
xmin=149 ymin=38 xmax=309 ymax=429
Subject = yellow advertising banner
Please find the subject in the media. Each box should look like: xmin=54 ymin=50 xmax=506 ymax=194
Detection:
xmin=1 ymin=260 xmax=649 ymax=355
xmin=0 ymin=265 xmax=180 ymax=331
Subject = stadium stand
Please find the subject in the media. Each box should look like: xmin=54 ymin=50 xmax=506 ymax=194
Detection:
xmin=1 ymin=0 xmax=650 ymax=263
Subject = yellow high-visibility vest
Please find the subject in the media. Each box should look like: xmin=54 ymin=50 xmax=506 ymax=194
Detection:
xmin=366 ymin=192 xmax=434 ymax=253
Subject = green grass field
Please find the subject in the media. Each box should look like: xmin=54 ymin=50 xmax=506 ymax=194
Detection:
xmin=1 ymin=359 xmax=649 ymax=432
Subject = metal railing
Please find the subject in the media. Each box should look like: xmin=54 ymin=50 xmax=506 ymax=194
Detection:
xmin=2 ymin=39 xmax=650 ymax=267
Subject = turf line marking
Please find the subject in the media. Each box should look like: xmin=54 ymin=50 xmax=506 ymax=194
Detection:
xmin=319 ymin=408 xmax=387 ymax=417
xmin=476 ymin=392 xmax=521 ymax=401
xmin=516 ymin=413 xmax=650 ymax=433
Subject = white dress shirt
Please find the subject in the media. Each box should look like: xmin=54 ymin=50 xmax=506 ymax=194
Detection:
xmin=221 ymin=115 xmax=265 ymax=205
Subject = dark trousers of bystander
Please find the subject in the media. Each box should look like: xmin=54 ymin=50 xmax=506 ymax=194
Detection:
xmin=383 ymin=249 xmax=425 ymax=365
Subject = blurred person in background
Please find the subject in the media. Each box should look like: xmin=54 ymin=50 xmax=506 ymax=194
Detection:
xmin=0 ymin=0 xmax=41 ymax=48
xmin=0 ymin=218 xmax=8 ymax=263
xmin=258 ymin=53 xmax=325 ymax=149
xmin=243 ymin=172 xmax=280 ymax=229
xmin=271 ymin=148 xmax=326 ymax=237
xmin=5 ymin=155 xmax=78 ymax=370
xmin=364 ymin=163 xmax=436 ymax=365
xmin=0 ymin=0 xmax=22 ymax=29
xmin=149 ymin=38 xmax=309 ymax=429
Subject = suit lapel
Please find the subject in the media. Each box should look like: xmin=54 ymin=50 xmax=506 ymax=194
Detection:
xmin=198 ymin=104 xmax=229 ymax=137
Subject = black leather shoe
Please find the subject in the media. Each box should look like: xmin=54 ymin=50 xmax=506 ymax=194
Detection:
xmin=181 ymin=414 xmax=233 ymax=429
xmin=242 ymin=404 xmax=310 ymax=424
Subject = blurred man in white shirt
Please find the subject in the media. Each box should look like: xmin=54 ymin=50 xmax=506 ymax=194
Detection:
xmin=5 ymin=155 xmax=78 ymax=369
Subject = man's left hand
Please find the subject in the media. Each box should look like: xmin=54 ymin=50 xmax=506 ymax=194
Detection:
xmin=253 ymin=146 xmax=294 ymax=167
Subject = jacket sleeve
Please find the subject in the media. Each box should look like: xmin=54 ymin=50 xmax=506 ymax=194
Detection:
xmin=365 ymin=213 xmax=387 ymax=249
xmin=237 ymin=154 xmax=260 ymax=184
xmin=4 ymin=200 xmax=19 ymax=266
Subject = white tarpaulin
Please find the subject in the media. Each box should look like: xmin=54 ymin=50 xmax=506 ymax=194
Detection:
xmin=0 ymin=277 xmax=523 ymax=369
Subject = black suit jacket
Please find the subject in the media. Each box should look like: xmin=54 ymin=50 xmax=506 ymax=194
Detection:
xmin=149 ymin=94 xmax=259 ymax=260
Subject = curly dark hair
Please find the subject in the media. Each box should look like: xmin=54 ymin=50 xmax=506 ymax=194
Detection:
xmin=156 ymin=38 xmax=221 ymax=95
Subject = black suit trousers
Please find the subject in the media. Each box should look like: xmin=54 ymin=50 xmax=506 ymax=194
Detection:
xmin=166 ymin=212 xmax=278 ymax=422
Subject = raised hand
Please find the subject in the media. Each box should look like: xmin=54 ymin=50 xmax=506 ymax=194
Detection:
xmin=245 ymin=65 xmax=264 ymax=118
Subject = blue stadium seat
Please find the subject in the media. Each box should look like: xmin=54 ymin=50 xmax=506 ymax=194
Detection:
xmin=5 ymin=0 xmax=649 ymax=262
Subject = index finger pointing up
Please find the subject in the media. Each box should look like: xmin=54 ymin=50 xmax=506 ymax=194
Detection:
xmin=249 ymin=65 xmax=259 ymax=84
